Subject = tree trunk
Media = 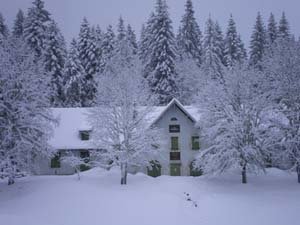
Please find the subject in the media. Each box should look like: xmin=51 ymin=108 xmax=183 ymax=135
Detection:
xmin=120 ymin=163 xmax=128 ymax=185
xmin=76 ymin=168 xmax=81 ymax=180
xmin=242 ymin=164 xmax=247 ymax=184
xmin=297 ymin=163 xmax=300 ymax=184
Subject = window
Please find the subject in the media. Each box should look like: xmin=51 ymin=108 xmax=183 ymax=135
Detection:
xmin=170 ymin=152 xmax=180 ymax=160
xmin=171 ymin=137 xmax=179 ymax=150
xmin=192 ymin=136 xmax=200 ymax=150
xmin=80 ymin=130 xmax=91 ymax=141
xmin=170 ymin=117 xmax=177 ymax=121
xmin=80 ymin=150 xmax=90 ymax=159
xmin=51 ymin=153 xmax=61 ymax=168
xmin=169 ymin=125 xmax=180 ymax=133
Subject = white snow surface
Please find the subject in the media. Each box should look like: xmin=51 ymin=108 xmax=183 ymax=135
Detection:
xmin=0 ymin=168 xmax=299 ymax=225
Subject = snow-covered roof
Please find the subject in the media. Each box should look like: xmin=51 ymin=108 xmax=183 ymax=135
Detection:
xmin=49 ymin=99 xmax=200 ymax=149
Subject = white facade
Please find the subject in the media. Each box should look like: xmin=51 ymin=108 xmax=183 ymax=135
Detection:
xmin=35 ymin=99 xmax=202 ymax=176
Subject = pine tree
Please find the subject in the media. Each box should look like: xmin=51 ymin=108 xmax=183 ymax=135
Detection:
xmin=44 ymin=21 xmax=67 ymax=106
xmin=249 ymin=12 xmax=267 ymax=68
xmin=126 ymin=24 xmax=138 ymax=54
xmin=267 ymin=13 xmax=278 ymax=44
xmin=77 ymin=18 xmax=99 ymax=106
xmin=64 ymin=39 xmax=86 ymax=107
xmin=146 ymin=0 xmax=178 ymax=104
xmin=23 ymin=0 xmax=51 ymax=57
xmin=12 ymin=10 xmax=25 ymax=38
xmin=224 ymin=15 xmax=246 ymax=68
xmin=0 ymin=13 xmax=9 ymax=42
xmin=201 ymin=17 xmax=224 ymax=81
xmin=177 ymin=0 xmax=202 ymax=65
xmin=278 ymin=12 xmax=290 ymax=40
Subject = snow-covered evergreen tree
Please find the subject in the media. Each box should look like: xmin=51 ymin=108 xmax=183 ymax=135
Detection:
xmin=117 ymin=16 xmax=126 ymax=41
xmin=126 ymin=24 xmax=138 ymax=54
xmin=224 ymin=15 xmax=246 ymax=68
xmin=77 ymin=18 xmax=98 ymax=106
xmin=64 ymin=39 xmax=86 ymax=107
xmin=0 ymin=13 xmax=9 ymax=43
xmin=249 ymin=12 xmax=267 ymax=68
xmin=139 ymin=13 xmax=156 ymax=65
xmin=278 ymin=12 xmax=290 ymax=40
xmin=88 ymin=51 xmax=165 ymax=185
xmin=99 ymin=25 xmax=116 ymax=73
xmin=0 ymin=38 xmax=55 ymax=185
xmin=12 ymin=9 xmax=25 ymax=38
xmin=44 ymin=21 xmax=67 ymax=106
xmin=176 ymin=0 xmax=202 ymax=65
xmin=194 ymin=66 xmax=270 ymax=183
xmin=201 ymin=17 xmax=224 ymax=81
xmin=145 ymin=0 xmax=178 ymax=104
xmin=23 ymin=0 xmax=51 ymax=57
xmin=267 ymin=13 xmax=278 ymax=44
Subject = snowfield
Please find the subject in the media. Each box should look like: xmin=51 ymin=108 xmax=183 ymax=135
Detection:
xmin=0 ymin=168 xmax=299 ymax=225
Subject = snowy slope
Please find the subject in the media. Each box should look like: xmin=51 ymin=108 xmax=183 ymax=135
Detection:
xmin=0 ymin=169 xmax=299 ymax=225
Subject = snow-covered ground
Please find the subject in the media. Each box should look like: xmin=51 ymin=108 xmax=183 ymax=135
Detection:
xmin=0 ymin=168 xmax=299 ymax=225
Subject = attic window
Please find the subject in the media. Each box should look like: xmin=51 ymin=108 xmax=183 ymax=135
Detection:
xmin=170 ymin=117 xmax=177 ymax=121
xmin=169 ymin=125 xmax=180 ymax=133
xmin=80 ymin=130 xmax=91 ymax=141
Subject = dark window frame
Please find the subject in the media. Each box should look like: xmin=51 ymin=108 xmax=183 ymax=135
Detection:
xmin=80 ymin=130 xmax=91 ymax=141
xmin=169 ymin=124 xmax=180 ymax=133
xmin=171 ymin=136 xmax=179 ymax=150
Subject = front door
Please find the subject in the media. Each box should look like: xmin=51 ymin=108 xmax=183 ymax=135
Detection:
xmin=170 ymin=164 xmax=181 ymax=176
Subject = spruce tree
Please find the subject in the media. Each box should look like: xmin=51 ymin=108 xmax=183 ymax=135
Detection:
xmin=267 ymin=13 xmax=278 ymax=44
xmin=77 ymin=18 xmax=99 ymax=106
xmin=0 ymin=13 xmax=9 ymax=41
xmin=214 ymin=21 xmax=226 ymax=66
xmin=146 ymin=0 xmax=177 ymax=104
xmin=278 ymin=12 xmax=290 ymax=40
xmin=100 ymin=25 xmax=116 ymax=73
xmin=202 ymin=17 xmax=224 ymax=81
xmin=224 ymin=15 xmax=246 ymax=68
xmin=249 ymin=12 xmax=267 ymax=68
xmin=126 ymin=24 xmax=138 ymax=54
xmin=12 ymin=10 xmax=25 ymax=38
xmin=44 ymin=21 xmax=67 ymax=106
xmin=23 ymin=0 xmax=51 ymax=57
xmin=117 ymin=16 xmax=126 ymax=41
xmin=177 ymin=0 xmax=202 ymax=65
xmin=64 ymin=39 xmax=86 ymax=107
xmin=139 ymin=12 xmax=156 ymax=65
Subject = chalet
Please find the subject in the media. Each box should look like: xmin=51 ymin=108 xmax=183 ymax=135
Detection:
xmin=35 ymin=99 xmax=203 ymax=176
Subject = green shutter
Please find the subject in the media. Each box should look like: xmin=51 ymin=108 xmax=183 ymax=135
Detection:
xmin=171 ymin=137 xmax=179 ymax=150
xmin=192 ymin=136 xmax=200 ymax=150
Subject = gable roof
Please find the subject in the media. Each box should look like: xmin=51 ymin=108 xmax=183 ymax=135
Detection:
xmin=150 ymin=98 xmax=198 ymax=126
xmin=49 ymin=99 xmax=200 ymax=149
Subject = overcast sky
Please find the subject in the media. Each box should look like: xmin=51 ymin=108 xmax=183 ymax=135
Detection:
xmin=1 ymin=0 xmax=300 ymax=48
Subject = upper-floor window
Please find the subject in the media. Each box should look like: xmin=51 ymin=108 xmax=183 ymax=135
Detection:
xmin=171 ymin=137 xmax=179 ymax=150
xmin=169 ymin=125 xmax=180 ymax=133
xmin=80 ymin=130 xmax=91 ymax=141
xmin=191 ymin=136 xmax=200 ymax=150
xmin=170 ymin=117 xmax=178 ymax=121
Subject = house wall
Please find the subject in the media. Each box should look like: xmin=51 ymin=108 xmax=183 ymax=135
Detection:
xmin=150 ymin=104 xmax=201 ymax=176
xmin=33 ymin=150 xmax=81 ymax=175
